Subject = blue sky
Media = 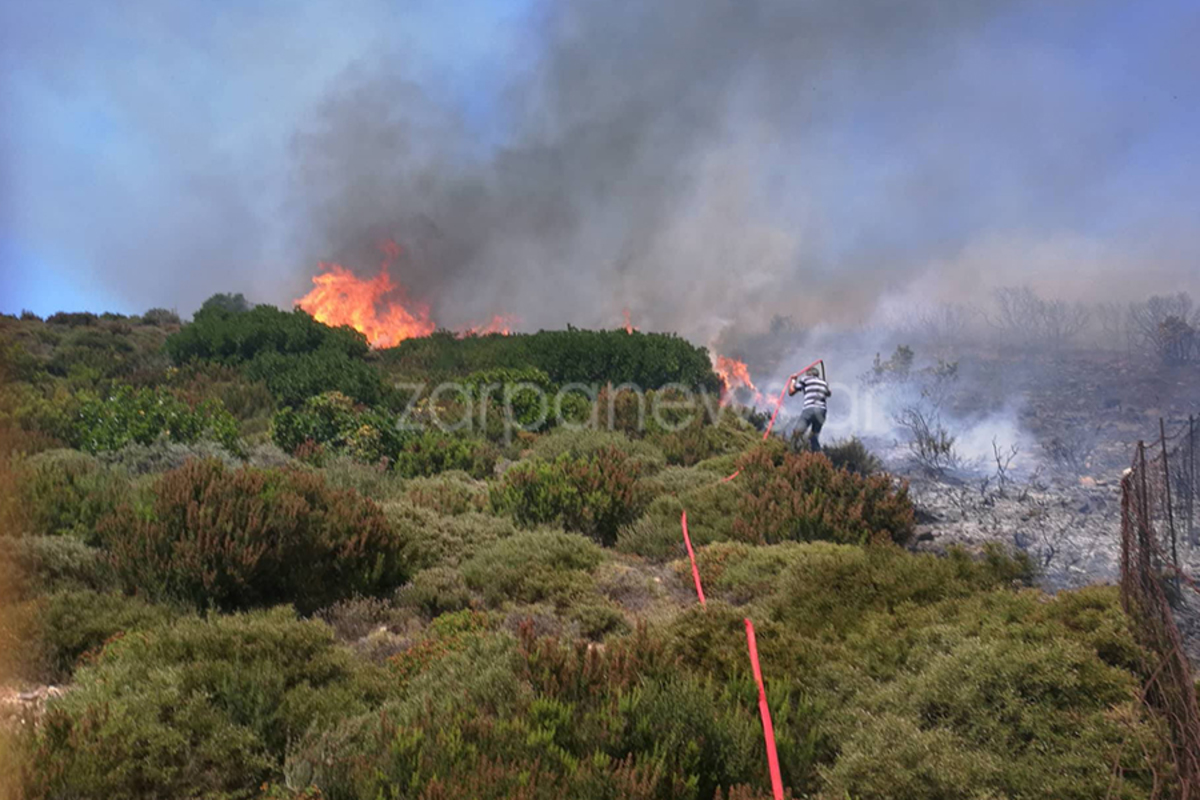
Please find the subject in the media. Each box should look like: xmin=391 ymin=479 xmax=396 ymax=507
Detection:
xmin=1 ymin=0 xmax=1197 ymax=326
xmin=0 ymin=0 xmax=540 ymax=316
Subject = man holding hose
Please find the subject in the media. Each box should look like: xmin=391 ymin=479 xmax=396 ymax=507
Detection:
xmin=788 ymin=366 xmax=831 ymax=452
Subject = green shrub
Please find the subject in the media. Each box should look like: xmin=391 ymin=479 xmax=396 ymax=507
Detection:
xmin=285 ymin=622 xmax=799 ymax=800
xmin=45 ymin=312 xmax=98 ymax=327
xmin=618 ymin=480 xmax=741 ymax=560
xmin=529 ymin=428 xmax=666 ymax=471
xmin=398 ymin=567 xmax=474 ymax=618
xmin=734 ymin=447 xmax=915 ymax=546
xmin=246 ymin=348 xmax=387 ymax=407
xmin=8 ymin=449 xmax=130 ymax=541
xmin=95 ymin=437 xmax=247 ymax=475
xmin=383 ymin=328 xmax=720 ymax=391
xmin=566 ymin=598 xmax=630 ymax=640
xmin=387 ymin=609 xmax=493 ymax=687
xmin=649 ymin=414 xmax=759 ymax=467
xmin=312 ymin=454 xmax=406 ymax=500
xmin=385 ymin=502 xmax=517 ymax=569
xmin=165 ymin=304 xmax=386 ymax=406
xmin=460 ymin=530 xmax=605 ymax=608
xmin=7 ymin=590 xmax=175 ymax=684
xmin=167 ymin=362 xmax=276 ymax=425
xmin=695 ymin=542 xmax=1029 ymax=637
xmin=98 ymin=459 xmax=409 ymax=613
xmin=0 ymin=536 xmax=114 ymax=600
xmin=140 ymin=307 xmax=180 ymax=326
xmin=166 ymin=303 xmax=368 ymax=364
xmin=818 ymin=587 xmax=1165 ymax=799
xmin=403 ymin=471 xmax=489 ymax=514
xmin=45 ymin=327 xmax=138 ymax=380
xmin=491 ymin=446 xmax=651 ymax=546
xmin=271 ymin=391 xmax=403 ymax=464
xmin=199 ymin=292 xmax=252 ymax=315
xmin=462 ymin=366 xmax=555 ymax=429
xmin=27 ymin=607 xmax=394 ymax=800
xmin=70 ymin=384 xmax=241 ymax=455
xmin=394 ymin=430 xmax=499 ymax=479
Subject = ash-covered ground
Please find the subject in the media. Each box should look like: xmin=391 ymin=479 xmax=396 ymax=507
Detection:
xmin=765 ymin=345 xmax=1200 ymax=594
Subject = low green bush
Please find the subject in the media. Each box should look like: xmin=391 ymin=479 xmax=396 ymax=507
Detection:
xmin=98 ymin=459 xmax=409 ymax=613
xmin=386 ymin=608 xmax=494 ymax=688
xmin=246 ymin=348 xmax=389 ymax=408
xmin=462 ymin=366 xmax=555 ymax=430
xmin=734 ymin=446 xmax=915 ymax=546
xmin=397 ymin=566 xmax=474 ymax=618
xmin=0 ymin=536 xmax=113 ymax=600
xmin=460 ymin=529 xmax=605 ymax=608
xmin=27 ymin=607 xmax=395 ymax=800
xmin=639 ymin=464 xmax=727 ymax=498
xmin=383 ymin=328 xmax=720 ymax=391
xmin=385 ymin=502 xmax=517 ymax=569
xmin=284 ymin=622 xmax=799 ymax=800
xmin=271 ymin=391 xmax=404 ymax=465
xmin=394 ymin=430 xmax=499 ymax=479
xmin=166 ymin=303 xmax=369 ymax=364
xmin=403 ymin=471 xmax=490 ymax=515
xmin=6 ymin=589 xmax=175 ymax=684
xmin=140 ymin=307 xmax=180 ymax=326
xmin=491 ymin=446 xmax=651 ymax=546
xmin=692 ymin=541 xmax=1031 ymax=637
xmin=70 ymin=384 xmax=241 ymax=455
xmin=320 ymin=454 xmax=407 ymax=501
xmin=618 ymin=480 xmax=741 ymax=560
xmin=529 ymin=428 xmax=666 ymax=471
xmin=649 ymin=414 xmax=760 ymax=467
xmin=7 ymin=449 xmax=130 ymax=541
xmin=167 ymin=362 xmax=276 ymax=427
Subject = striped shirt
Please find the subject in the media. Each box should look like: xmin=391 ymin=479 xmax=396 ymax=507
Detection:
xmin=792 ymin=376 xmax=831 ymax=409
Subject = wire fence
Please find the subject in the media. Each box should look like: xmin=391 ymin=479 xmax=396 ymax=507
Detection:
xmin=1120 ymin=414 xmax=1200 ymax=798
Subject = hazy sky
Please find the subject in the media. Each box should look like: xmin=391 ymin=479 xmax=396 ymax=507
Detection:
xmin=2 ymin=0 xmax=1197 ymax=343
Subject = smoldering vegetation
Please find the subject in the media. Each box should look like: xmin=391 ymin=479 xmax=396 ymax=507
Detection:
xmin=718 ymin=284 xmax=1200 ymax=482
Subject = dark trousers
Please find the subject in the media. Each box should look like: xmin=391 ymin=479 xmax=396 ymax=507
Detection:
xmin=798 ymin=407 xmax=826 ymax=452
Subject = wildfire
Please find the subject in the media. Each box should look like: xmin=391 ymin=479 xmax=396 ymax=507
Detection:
xmin=622 ymin=308 xmax=637 ymax=334
xmin=296 ymin=241 xmax=519 ymax=347
xmin=713 ymin=354 xmax=765 ymax=407
xmin=457 ymin=314 xmax=520 ymax=338
xmin=295 ymin=242 xmax=435 ymax=348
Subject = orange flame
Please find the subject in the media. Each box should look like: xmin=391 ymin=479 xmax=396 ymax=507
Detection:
xmin=457 ymin=314 xmax=519 ymax=338
xmin=622 ymin=308 xmax=637 ymax=334
xmin=295 ymin=242 xmax=435 ymax=348
xmin=713 ymin=354 xmax=764 ymax=407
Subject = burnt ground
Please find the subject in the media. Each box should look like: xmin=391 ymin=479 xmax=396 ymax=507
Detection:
xmin=864 ymin=346 xmax=1200 ymax=661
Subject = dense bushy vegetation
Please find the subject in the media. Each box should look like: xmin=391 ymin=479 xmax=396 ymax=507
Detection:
xmin=384 ymin=328 xmax=722 ymax=391
xmin=0 ymin=304 xmax=1181 ymax=799
xmin=97 ymin=459 xmax=409 ymax=613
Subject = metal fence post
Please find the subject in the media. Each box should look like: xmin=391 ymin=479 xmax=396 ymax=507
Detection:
xmin=1162 ymin=418 xmax=1179 ymax=582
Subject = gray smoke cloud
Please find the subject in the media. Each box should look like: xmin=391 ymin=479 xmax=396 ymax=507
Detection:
xmin=289 ymin=0 xmax=1200 ymax=346
xmin=3 ymin=0 xmax=1197 ymax=340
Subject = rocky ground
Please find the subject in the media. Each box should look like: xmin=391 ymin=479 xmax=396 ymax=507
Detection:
xmin=870 ymin=346 xmax=1200 ymax=664
xmin=0 ymin=684 xmax=66 ymax=734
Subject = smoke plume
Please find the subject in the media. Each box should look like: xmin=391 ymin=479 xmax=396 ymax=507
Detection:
xmin=3 ymin=0 xmax=1198 ymax=340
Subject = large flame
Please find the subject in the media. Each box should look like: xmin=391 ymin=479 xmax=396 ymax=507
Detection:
xmin=713 ymin=354 xmax=765 ymax=407
xmin=296 ymin=242 xmax=435 ymax=348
